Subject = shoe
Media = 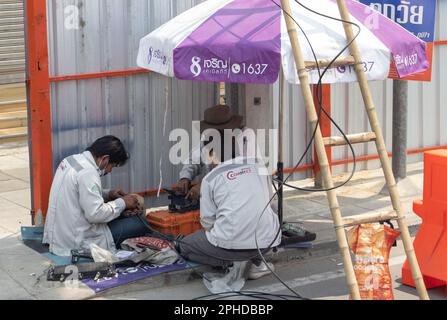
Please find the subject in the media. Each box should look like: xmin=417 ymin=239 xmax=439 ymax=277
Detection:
xmin=281 ymin=223 xmax=317 ymax=242
xmin=247 ymin=261 xmax=275 ymax=280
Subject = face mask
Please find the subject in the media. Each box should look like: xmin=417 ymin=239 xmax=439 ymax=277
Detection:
xmin=98 ymin=156 xmax=110 ymax=177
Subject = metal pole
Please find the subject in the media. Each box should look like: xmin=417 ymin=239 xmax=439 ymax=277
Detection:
xmin=278 ymin=69 xmax=285 ymax=225
xmin=392 ymin=80 xmax=408 ymax=180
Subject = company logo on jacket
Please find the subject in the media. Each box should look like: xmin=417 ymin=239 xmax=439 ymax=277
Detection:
xmin=226 ymin=167 xmax=252 ymax=181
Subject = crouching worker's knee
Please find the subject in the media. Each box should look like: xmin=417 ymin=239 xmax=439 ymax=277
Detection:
xmin=173 ymin=234 xmax=187 ymax=256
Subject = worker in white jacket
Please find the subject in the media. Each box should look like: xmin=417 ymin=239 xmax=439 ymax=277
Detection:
xmin=177 ymin=104 xmax=265 ymax=200
xmin=43 ymin=136 xmax=148 ymax=257
xmin=179 ymin=152 xmax=281 ymax=280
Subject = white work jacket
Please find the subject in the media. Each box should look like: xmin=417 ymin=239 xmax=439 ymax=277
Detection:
xmin=179 ymin=128 xmax=270 ymax=181
xmin=200 ymin=157 xmax=281 ymax=250
xmin=43 ymin=151 xmax=126 ymax=256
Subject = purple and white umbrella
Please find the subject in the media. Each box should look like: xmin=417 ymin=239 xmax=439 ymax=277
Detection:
xmin=137 ymin=0 xmax=428 ymax=84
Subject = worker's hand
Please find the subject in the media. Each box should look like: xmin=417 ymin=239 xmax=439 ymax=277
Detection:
xmin=186 ymin=182 xmax=201 ymax=201
xmin=177 ymin=178 xmax=191 ymax=195
xmin=121 ymin=194 xmax=140 ymax=211
xmin=122 ymin=208 xmax=141 ymax=217
xmin=109 ymin=189 xmax=127 ymax=200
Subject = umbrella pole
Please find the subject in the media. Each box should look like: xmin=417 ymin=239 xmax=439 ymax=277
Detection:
xmin=277 ymin=69 xmax=285 ymax=225
xmin=280 ymin=0 xmax=361 ymax=300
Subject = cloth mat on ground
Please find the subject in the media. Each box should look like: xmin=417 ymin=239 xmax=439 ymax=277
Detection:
xmin=20 ymin=226 xmax=198 ymax=293
xmin=21 ymin=227 xmax=313 ymax=293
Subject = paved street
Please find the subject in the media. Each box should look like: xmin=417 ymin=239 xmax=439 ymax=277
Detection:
xmin=96 ymin=239 xmax=447 ymax=300
xmin=0 ymin=143 xmax=445 ymax=300
xmin=1 ymin=0 xmax=446 ymax=306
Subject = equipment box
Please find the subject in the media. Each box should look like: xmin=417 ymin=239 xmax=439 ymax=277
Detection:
xmin=146 ymin=210 xmax=202 ymax=237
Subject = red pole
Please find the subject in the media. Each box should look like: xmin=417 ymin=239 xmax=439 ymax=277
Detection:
xmin=313 ymin=84 xmax=332 ymax=186
xmin=50 ymin=69 xmax=150 ymax=82
xmin=25 ymin=0 xmax=52 ymax=223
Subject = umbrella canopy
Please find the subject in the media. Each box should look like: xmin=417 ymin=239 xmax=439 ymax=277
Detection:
xmin=137 ymin=0 xmax=428 ymax=84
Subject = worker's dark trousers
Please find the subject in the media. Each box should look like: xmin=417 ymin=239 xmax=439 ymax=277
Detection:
xmin=178 ymin=229 xmax=270 ymax=268
xmin=108 ymin=215 xmax=151 ymax=247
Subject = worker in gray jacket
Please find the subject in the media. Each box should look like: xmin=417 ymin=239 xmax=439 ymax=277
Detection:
xmin=43 ymin=136 xmax=150 ymax=256
xmin=177 ymin=104 xmax=245 ymax=200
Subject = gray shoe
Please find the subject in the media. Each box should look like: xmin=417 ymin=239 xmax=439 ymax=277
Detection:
xmin=247 ymin=261 xmax=274 ymax=280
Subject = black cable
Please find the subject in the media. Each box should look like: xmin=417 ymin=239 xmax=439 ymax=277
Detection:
xmin=262 ymin=0 xmax=362 ymax=274
xmin=132 ymin=0 xmax=363 ymax=301
xmin=136 ymin=213 xmax=271 ymax=265
xmin=193 ymin=290 xmax=303 ymax=301
xmin=136 ymin=213 xmax=274 ymax=287
xmin=272 ymin=0 xmax=361 ymax=193
xmin=211 ymin=293 xmax=272 ymax=300
xmin=137 ymin=210 xmax=304 ymax=298
xmin=171 ymin=1 xmax=362 ymax=300
xmin=267 ymin=0 xmax=361 ymax=240
xmin=185 ymin=0 xmax=364 ymax=299
xmin=264 ymin=2 xmax=361 ymax=276
xmin=250 ymin=0 xmax=362 ymax=299
xmin=136 ymin=213 xmax=303 ymax=295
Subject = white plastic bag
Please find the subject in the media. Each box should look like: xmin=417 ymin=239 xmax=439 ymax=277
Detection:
xmin=90 ymin=243 xmax=121 ymax=263
xmin=203 ymin=261 xmax=248 ymax=294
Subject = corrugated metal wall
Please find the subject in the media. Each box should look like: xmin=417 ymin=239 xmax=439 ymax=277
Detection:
xmin=0 ymin=0 xmax=25 ymax=84
xmin=271 ymin=81 xmax=312 ymax=181
xmin=273 ymin=0 xmax=446 ymax=177
xmin=46 ymin=0 xmax=445 ymax=202
xmin=47 ymin=0 xmax=217 ymax=205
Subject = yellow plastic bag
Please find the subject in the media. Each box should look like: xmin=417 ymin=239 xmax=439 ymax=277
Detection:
xmin=347 ymin=223 xmax=400 ymax=300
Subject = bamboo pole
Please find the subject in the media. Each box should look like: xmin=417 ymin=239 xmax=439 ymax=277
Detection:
xmin=342 ymin=210 xmax=397 ymax=227
xmin=305 ymin=56 xmax=355 ymax=69
xmin=336 ymin=0 xmax=429 ymax=300
xmin=323 ymin=132 xmax=376 ymax=147
xmin=280 ymin=0 xmax=361 ymax=300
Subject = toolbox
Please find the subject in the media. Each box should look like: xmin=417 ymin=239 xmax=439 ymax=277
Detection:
xmin=147 ymin=209 xmax=202 ymax=237
xmin=146 ymin=188 xmax=202 ymax=237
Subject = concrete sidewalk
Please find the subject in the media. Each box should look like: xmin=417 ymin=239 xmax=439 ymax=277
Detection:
xmin=0 ymin=143 xmax=426 ymax=300
xmin=0 ymin=142 xmax=96 ymax=299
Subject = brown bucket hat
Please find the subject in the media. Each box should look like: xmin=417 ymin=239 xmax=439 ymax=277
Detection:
xmin=200 ymin=105 xmax=244 ymax=133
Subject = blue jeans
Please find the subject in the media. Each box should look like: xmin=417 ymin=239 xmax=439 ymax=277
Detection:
xmin=107 ymin=215 xmax=151 ymax=247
